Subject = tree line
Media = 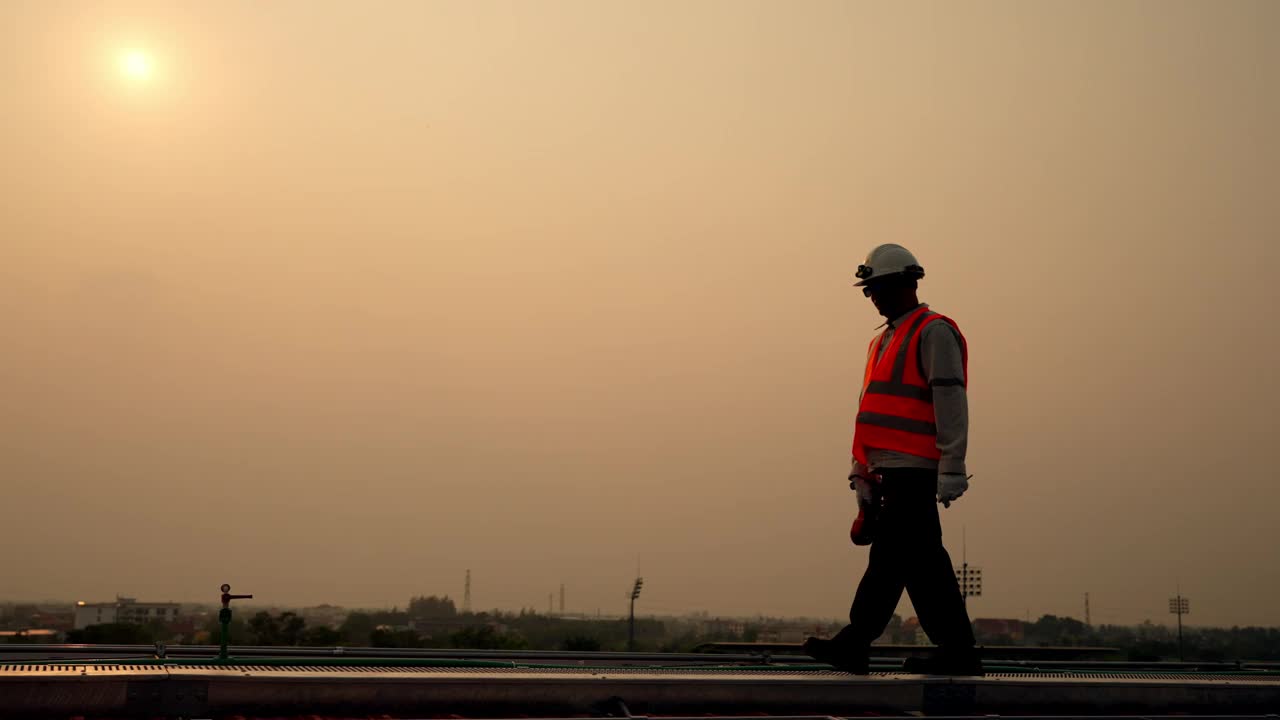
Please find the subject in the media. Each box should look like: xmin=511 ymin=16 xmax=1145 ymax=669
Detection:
xmin=54 ymin=600 xmax=1280 ymax=661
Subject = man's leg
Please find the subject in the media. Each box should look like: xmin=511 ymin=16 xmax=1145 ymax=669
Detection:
xmin=906 ymin=535 xmax=977 ymax=649
xmin=901 ymin=492 xmax=981 ymax=674
xmin=808 ymin=532 xmax=907 ymax=672
xmin=842 ymin=538 xmax=908 ymax=647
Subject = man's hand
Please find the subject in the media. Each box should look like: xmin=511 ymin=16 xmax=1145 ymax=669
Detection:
xmin=849 ymin=463 xmax=881 ymax=507
xmin=937 ymin=473 xmax=971 ymax=508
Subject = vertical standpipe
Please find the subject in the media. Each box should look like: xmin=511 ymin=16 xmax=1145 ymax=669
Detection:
xmin=218 ymin=583 xmax=253 ymax=661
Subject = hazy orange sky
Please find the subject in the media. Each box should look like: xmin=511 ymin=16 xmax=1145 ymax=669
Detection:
xmin=3 ymin=0 xmax=1278 ymax=627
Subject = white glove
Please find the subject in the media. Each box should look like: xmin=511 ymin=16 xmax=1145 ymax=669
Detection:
xmin=937 ymin=473 xmax=970 ymax=507
xmin=849 ymin=461 xmax=880 ymax=507
xmin=853 ymin=475 xmax=875 ymax=506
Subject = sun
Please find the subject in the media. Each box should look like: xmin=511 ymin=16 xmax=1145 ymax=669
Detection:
xmin=119 ymin=50 xmax=153 ymax=80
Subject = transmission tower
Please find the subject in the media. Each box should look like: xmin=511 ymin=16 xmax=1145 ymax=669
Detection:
xmin=463 ymin=569 xmax=472 ymax=614
xmin=559 ymin=583 xmax=565 ymax=615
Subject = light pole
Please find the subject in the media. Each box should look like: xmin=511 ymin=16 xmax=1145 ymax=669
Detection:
xmin=1169 ymin=593 xmax=1190 ymax=660
xmin=953 ymin=528 xmax=982 ymax=607
xmin=954 ymin=564 xmax=982 ymax=606
xmin=628 ymin=577 xmax=644 ymax=652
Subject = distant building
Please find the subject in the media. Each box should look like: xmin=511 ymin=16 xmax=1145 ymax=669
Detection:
xmin=755 ymin=623 xmax=833 ymax=644
xmin=27 ymin=611 xmax=74 ymax=632
xmin=973 ymin=618 xmax=1025 ymax=643
xmin=75 ymin=603 xmax=115 ymax=628
xmin=698 ymin=619 xmax=747 ymax=639
xmin=901 ymin=617 xmax=928 ymax=645
xmin=74 ymin=597 xmax=182 ymax=630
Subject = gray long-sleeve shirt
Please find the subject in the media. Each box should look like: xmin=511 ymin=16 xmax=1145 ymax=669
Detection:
xmin=852 ymin=303 xmax=968 ymax=478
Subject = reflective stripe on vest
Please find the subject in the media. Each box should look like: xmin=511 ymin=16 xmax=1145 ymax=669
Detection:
xmin=852 ymin=306 xmax=966 ymax=464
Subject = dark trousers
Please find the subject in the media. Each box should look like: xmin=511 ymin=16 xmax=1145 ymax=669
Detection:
xmin=835 ymin=467 xmax=976 ymax=652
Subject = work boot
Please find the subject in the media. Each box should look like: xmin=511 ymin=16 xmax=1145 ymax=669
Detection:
xmin=902 ymin=648 xmax=984 ymax=676
xmin=802 ymin=636 xmax=870 ymax=675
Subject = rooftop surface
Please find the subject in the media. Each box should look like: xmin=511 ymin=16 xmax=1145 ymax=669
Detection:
xmin=2 ymin=647 xmax=1279 ymax=718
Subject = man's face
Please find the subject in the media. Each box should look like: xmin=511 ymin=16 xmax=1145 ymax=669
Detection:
xmin=862 ymin=279 xmax=896 ymax=317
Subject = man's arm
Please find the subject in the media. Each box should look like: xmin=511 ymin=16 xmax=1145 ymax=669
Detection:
xmin=920 ymin=322 xmax=967 ymax=477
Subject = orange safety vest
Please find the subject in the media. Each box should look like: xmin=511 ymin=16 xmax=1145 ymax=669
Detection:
xmin=852 ymin=305 xmax=967 ymax=464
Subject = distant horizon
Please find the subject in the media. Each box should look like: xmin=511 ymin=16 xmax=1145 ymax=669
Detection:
xmin=1 ymin=592 xmax=1242 ymax=631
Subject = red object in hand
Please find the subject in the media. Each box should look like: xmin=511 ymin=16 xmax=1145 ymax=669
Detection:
xmin=850 ymin=505 xmax=876 ymax=546
xmin=850 ymin=473 xmax=883 ymax=546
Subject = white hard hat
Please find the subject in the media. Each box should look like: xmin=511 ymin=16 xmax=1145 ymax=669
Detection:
xmin=853 ymin=244 xmax=925 ymax=286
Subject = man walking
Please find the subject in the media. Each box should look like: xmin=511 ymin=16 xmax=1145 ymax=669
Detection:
xmin=804 ymin=243 xmax=982 ymax=676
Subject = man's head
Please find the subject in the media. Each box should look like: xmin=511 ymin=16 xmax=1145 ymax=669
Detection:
xmin=855 ymin=244 xmax=925 ymax=320
xmin=862 ymin=274 xmax=919 ymax=320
